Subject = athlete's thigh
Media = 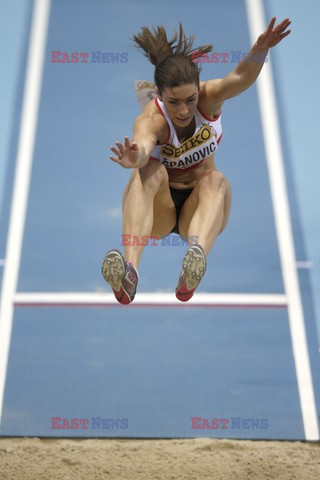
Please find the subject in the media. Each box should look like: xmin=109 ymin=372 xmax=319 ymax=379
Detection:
xmin=178 ymin=174 xmax=232 ymax=238
xmin=177 ymin=189 xmax=200 ymax=239
xmin=122 ymin=165 xmax=176 ymax=237
xmin=150 ymin=182 xmax=176 ymax=237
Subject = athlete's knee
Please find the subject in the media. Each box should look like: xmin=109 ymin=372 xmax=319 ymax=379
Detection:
xmin=199 ymin=170 xmax=227 ymax=196
xmin=137 ymin=158 xmax=168 ymax=193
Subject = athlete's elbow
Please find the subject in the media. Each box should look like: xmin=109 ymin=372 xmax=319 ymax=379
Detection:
xmin=132 ymin=153 xmax=150 ymax=169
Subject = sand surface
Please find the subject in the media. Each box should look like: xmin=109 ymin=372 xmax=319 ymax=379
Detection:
xmin=1 ymin=437 xmax=320 ymax=479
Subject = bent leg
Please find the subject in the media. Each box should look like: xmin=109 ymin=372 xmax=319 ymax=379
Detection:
xmin=122 ymin=159 xmax=176 ymax=268
xmin=178 ymin=170 xmax=232 ymax=255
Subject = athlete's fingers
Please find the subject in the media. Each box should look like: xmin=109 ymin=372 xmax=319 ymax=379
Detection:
xmin=280 ymin=29 xmax=291 ymax=39
xmin=110 ymin=146 xmax=121 ymax=157
xmin=274 ymin=23 xmax=291 ymax=36
xmin=273 ymin=20 xmax=290 ymax=39
xmin=109 ymin=155 xmax=121 ymax=164
xmin=267 ymin=16 xmax=276 ymax=32
xmin=275 ymin=18 xmax=291 ymax=32
xmin=115 ymin=141 xmax=124 ymax=153
xmin=124 ymin=136 xmax=131 ymax=149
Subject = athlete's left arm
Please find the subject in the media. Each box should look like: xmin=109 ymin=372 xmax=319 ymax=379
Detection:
xmin=204 ymin=17 xmax=291 ymax=105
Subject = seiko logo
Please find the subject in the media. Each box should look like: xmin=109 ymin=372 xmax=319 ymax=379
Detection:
xmin=161 ymin=124 xmax=215 ymax=158
xmin=161 ymin=141 xmax=216 ymax=169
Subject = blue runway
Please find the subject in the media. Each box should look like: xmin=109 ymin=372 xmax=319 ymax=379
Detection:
xmin=0 ymin=0 xmax=319 ymax=440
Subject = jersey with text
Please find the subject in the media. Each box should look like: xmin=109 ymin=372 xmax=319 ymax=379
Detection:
xmin=150 ymin=97 xmax=223 ymax=173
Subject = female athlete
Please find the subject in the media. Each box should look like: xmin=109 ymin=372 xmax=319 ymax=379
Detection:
xmin=101 ymin=17 xmax=291 ymax=305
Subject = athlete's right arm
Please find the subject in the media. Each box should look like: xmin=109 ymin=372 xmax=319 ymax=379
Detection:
xmin=109 ymin=113 xmax=164 ymax=169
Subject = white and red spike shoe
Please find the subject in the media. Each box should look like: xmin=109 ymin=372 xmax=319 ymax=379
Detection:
xmin=175 ymin=244 xmax=207 ymax=302
xmin=101 ymin=249 xmax=139 ymax=305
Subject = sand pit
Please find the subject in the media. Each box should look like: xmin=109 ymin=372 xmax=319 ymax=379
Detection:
xmin=1 ymin=437 xmax=320 ymax=479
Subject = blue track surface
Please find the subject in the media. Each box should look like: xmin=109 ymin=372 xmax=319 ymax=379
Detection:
xmin=0 ymin=0 xmax=319 ymax=439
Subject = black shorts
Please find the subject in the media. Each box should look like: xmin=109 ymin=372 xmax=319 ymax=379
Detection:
xmin=169 ymin=187 xmax=193 ymax=234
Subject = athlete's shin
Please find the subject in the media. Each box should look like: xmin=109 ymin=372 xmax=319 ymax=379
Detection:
xmin=122 ymin=187 xmax=153 ymax=268
xmin=187 ymin=172 xmax=228 ymax=255
xmin=121 ymin=163 xmax=164 ymax=268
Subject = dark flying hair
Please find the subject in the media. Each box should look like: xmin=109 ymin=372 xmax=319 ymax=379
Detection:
xmin=132 ymin=22 xmax=213 ymax=94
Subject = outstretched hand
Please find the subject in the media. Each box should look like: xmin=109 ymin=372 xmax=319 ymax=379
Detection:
xmin=256 ymin=17 xmax=291 ymax=50
xmin=109 ymin=136 xmax=140 ymax=169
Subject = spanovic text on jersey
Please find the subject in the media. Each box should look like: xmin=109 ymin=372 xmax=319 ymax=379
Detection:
xmin=160 ymin=124 xmax=218 ymax=170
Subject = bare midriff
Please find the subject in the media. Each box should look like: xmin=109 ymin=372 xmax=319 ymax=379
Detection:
xmin=168 ymin=155 xmax=216 ymax=189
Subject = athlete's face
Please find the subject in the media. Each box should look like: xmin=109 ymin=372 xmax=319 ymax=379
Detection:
xmin=158 ymin=84 xmax=199 ymax=128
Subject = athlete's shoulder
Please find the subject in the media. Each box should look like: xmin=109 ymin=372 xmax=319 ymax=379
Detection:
xmin=198 ymin=80 xmax=224 ymax=118
xmin=139 ymin=97 xmax=162 ymax=117
xmin=137 ymin=99 xmax=165 ymax=125
xmin=134 ymin=99 xmax=168 ymax=142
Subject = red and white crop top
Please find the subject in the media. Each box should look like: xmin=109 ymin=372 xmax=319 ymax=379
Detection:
xmin=150 ymin=97 xmax=223 ymax=174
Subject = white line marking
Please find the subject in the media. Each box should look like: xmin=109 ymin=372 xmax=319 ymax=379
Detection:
xmin=13 ymin=292 xmax=287 ymax=308
xmin=0 ymin=0 xmax=51 ymax=425
xmin=246 ymin=0 xmax=319 ymax=441
xmin=296 ymin=261 xmax=313 ymax=269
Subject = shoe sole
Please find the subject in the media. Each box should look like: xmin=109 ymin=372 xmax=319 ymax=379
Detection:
xmin=182 ymin=246 xmax=206 ymax=290
xmin=101 ymin=250 xmax=126 ymax=292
